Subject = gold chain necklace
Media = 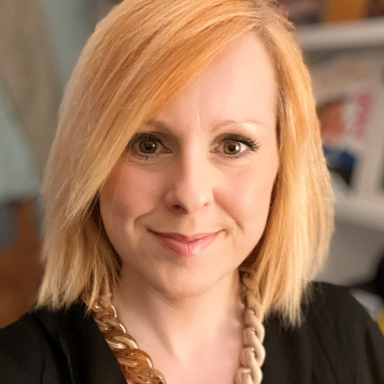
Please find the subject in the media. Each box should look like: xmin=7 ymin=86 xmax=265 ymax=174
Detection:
xmin=89 ymin=292 xmax=265 ymax=384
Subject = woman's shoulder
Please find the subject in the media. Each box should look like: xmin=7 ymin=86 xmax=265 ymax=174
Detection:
xmin=0 ymin=301 xmax=91 ymax=346
xmin=0 ymin=310 xmax=49 ymax=383
xmin=304 ymin=281 xmax=383 ymax=341
xmin=0 ymin=302 xmax=124 ymax=384
xmin=266 ymin=281 xmax=380 ymax=335
xmin=307 ymin=282 xmax=384 ymax=382
xmin=0 ymin=303 xmax=85 ymax=383
xmin=263 ymin=282 xmax=384 ymax=384
xmin=305 ymin=281 xmax=369 ymax=322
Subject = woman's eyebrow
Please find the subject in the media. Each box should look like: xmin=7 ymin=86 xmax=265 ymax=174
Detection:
xmin=143 ymin=119 xmax=173 ymax=133
xmin=211 ymin=119 xmax=270 ymax=132
xmin=143 ymin=118 xmax=270 ymax=133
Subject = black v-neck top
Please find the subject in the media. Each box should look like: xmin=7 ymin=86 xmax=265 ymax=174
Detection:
xmin=1 ymin=282 xmax=384 ymax=383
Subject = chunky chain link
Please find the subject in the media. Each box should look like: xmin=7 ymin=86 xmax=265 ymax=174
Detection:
xmin=89 ymin=286 xmax=265 ymax=384
xmin=89 ymin=297 xmax=167 ymax=384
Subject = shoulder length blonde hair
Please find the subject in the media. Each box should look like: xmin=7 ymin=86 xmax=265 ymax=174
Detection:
xmin=38 ymin=0 xmax=333 ymax=327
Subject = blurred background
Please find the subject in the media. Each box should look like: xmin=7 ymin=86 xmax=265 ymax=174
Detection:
xmin=0 ymin=0 xmax=383 ymax=330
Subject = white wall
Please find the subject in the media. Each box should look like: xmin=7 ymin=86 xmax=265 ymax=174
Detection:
xmin=316 ymin=220 xmax=384 ymax=285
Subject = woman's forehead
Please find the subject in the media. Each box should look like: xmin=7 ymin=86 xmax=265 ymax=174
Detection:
xmin=149 ymin=34 xmax=277 ymax=134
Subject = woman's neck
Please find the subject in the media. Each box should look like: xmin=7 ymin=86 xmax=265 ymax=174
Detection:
xmin=113 ymin=269 xmax=245 ymax=360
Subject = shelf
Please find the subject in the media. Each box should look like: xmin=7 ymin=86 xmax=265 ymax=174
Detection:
xmin=294 ymin=17 xmax=384 ymax=51
xmin=294 ymin=19 xmax=384 ymax=231
xmin=335 ymin=195 xmax=384 ymax=232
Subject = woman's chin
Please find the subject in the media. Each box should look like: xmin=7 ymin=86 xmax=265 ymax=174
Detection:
xmin=118 ymin=257 xmax=240 ymax=301
xmin=146 ymin=268 xmax=237 ymax=301
xmin=151 ymin=276 xmax=216 ymax=299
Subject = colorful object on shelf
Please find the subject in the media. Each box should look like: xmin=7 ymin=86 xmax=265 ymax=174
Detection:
xmin=379 ymin=307 xmax=384 ymax=335
xmin=280 ymin=0 xmax=384 ymax=24
xmin=323 ymin=0 xmax=370 ymax=22
xmin=278 ymin=0 xmax=325 ymax=24
xmin=368 ymin=0 xmax=384 ymax=17
xmin=309 ymin=50 xmax=384 ymax=188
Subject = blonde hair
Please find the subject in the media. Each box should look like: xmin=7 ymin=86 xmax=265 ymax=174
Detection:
xmin=38 ymin=0 xmax=333 ymax=326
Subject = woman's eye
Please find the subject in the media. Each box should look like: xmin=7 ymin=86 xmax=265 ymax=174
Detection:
xmin=138 ymin=138 xmax=158 ymax=154
xmin=223 ymin=141 xmax=244 ymax=155
xmin=126 ymin=133 xmax=169 ymax=159
xmin=218 ymin=135 xmax=260 ymax=158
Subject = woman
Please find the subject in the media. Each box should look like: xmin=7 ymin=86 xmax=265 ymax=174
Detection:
xmin=1 ymin=0 xmax=384 ymax=383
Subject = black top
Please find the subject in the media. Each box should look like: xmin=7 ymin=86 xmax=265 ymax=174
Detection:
xmin=1 ymin=282 xmax=384 ymax=383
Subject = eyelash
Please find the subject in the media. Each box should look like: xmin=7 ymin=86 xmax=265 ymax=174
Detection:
xmin=126 ymin=133 xmax=260 ymax=161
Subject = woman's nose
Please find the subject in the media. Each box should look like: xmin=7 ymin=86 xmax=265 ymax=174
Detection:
xmin=163 ymin=154 xmax=215 ymax=215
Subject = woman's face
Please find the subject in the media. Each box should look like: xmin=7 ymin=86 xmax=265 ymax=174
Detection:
xmin=99 ymin=34 xmax=279 ymax=298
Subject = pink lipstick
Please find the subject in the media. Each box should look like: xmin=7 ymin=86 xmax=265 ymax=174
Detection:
xmin=150 ymin=230 xmax=219 ymax=257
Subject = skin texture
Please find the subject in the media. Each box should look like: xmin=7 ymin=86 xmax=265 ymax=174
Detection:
xmin=99 ymin=34 xmax=278 ymax=384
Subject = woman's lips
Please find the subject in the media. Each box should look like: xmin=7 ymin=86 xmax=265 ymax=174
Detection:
xmin=150 ymin=230 xmax=220 ymax=257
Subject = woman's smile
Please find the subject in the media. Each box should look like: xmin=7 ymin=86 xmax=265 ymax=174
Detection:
xmin=149 ymin=229 xmax=221 ymax=257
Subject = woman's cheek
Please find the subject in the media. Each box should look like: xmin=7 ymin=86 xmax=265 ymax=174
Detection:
xmin=220 ymin=161 xmax=277 ymax=225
